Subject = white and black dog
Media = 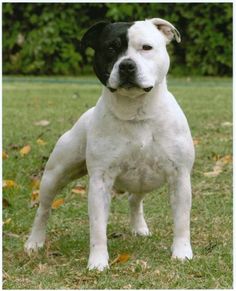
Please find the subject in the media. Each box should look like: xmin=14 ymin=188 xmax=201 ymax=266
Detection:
xmin=25 ymin=18 xmax=194 ymax=271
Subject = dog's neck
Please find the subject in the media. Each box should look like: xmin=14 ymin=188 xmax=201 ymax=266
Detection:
xmin=102 ymin=78 xmax=168 ymax=121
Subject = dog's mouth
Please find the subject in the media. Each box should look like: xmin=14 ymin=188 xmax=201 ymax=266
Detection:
xmin=108 ymin=83 xmax=153 ymax=93
xmin=120 ymin=81 xmax=139 ymax=89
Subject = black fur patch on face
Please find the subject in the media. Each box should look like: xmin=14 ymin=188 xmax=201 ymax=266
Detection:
xmin=81 ymin=22 xmax=133 ymax=86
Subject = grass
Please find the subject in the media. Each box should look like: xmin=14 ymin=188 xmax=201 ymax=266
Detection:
xmin=3 ymin=76 xmax=233 ymax=289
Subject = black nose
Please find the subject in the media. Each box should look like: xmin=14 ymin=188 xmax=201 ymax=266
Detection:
xmin=119 ymin=59 xmax=136 ymax=76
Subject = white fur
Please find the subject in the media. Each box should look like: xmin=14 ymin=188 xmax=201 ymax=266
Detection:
xmin=108 ymin=20 xmax=170 ymax=94
xmin=25 ymin=19 xmax=194 ymax=271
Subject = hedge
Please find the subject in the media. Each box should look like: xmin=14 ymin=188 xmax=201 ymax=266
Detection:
xmin=2 ymin=3 xmax=232 ymax=76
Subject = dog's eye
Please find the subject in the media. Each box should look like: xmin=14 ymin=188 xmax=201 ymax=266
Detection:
xmin=142 ymin=45 xmax=153 ymax=51
xmin=107 ymin=46 xmax=116 ymax=54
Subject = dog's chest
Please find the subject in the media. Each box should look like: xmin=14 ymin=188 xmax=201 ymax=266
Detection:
xmin=114 ymin=125 xmax=170 ymax=193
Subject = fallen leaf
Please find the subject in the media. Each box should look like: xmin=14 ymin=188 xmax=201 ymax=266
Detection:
xmin=110 ymin=253 xmax=131 ymax=266
xmin=221 ymin=121 xmax=232 ymax=127
xmin=3 ymin=218 xmax=12 ymax=225
xmin=212 ymin=153 xmax=221 ymax=161
xmin=36 ymin=138 xmax=47 ymax=146
xmin=3 ymin=198 xmax=11 ymax=208
xmin=51 ymin=198 xmax=65 ymax=209
xmin=20 ymin=144 xmax=31 ymax=157
xmin=204 ymin=170 xmax=220 ymax=178
xmin=34 ymin=120 xmax=50 ymax=127
xmin=193 ymin=138 xmax=200 ymax=145
xmin=31 ymin=190 xmax=40 ymax=207
xmin=3 ymin=232 xmax=20 ymax=238
xmin=2 ymin=151 xmax=9 ymax=160
xmin=204 ymin=155 xmax=232 ymax=177
xmin=123 ymin=284 xmax=132 ymax=289
xmin=3 ymin=180 xmax=17 ymax=188
xmin=71 ymin=184 xmax=86 ymax=196
xmin=38 ymin=263 xmax=48 ymax=273
xmin=31 ymin=176 xmax=41 ymax=190
xmin=3 ymin=270 xmax=11 ymax=280
xmin=221 ymin=154 xmax=232 ymax=164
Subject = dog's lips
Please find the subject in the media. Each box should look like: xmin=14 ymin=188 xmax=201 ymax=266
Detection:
xmin=120 ymin=80 xmax=139 ymax=88
xmin=107 ymin=86 xmax=116 ymax=92
xmin=108 ymin=85 xmax=153 ymax=93
xmin=107 ymin=83 xmax=138 ymax=93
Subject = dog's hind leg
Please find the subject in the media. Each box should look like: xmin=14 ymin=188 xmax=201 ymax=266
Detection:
xmin=129 ymin=193 xmax=150 ymax=236
xmin=25 ymin=111 xmax=91 ymax=253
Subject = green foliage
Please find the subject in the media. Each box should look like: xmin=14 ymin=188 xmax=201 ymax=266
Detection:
xmin=3 ymin=3 xmax=232 ymax=76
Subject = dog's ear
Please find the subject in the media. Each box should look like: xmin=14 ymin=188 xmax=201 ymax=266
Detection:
xmin=150 ymin=18 xmax=181 ymax=44
xmin=80 ymin=21 xmax=110 ymax=50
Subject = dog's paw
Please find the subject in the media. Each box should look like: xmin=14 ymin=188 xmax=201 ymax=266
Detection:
xmin=171 ymin=239 xmax=193 ymax=260
xmin=24 ymin=235 xmax=45 ymax=254
xmin=88 ymin=250 xmax=109 ymax=271
xmin=132 ymin=225 xmax=151 ymax=236
xmin=131 ymin=219 xmax=150 ymax=237
xmin=87 ymin=260 xmax=109 ymax=272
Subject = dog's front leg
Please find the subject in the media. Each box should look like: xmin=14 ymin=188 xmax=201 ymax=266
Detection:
xmin=87 ymin=173 xmax=113 ymax=271
xmin=169 ymin=170 xmax=193 ymax=260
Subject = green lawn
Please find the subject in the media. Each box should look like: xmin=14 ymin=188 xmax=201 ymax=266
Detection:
xmin=3 ymin=76 xmax=233 ymax=289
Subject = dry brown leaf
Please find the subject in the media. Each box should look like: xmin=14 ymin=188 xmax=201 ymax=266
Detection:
xmin=221 ymin=121 xmax=232 ymax=127
xmin=212 ymin=154 xmax=221 ymax=161
xmin=3 ymin=180 xmax=17 ymax=188
xmin=31 ymin=190 xmax=40 ymax=207
xmin=3 ymin=232 xmax=20 ymax=238
xmin=20 ymin=144 xmax=31 ymax=157
xmin=31 ymin=177 xmax=41 ymax=190
xmin=110 ymin=253 xmax=131 ymax=266
xmin=34 ymin=120 xmax=50 ymax=127
xmin=204 ymin=155 xmax=232 ymax=177
xmin=154 ymin=269 xmax=161 ymax=275
xmin=3 ymin=218 xmax=12 ymax=225
xmin=71 ymin=184 xmax=86 ymax=196
xmin=123 ymin=284 xmax=132 ymax=289
xmin=36 ymin=138 xmax=47 ymax=146
xmin=193 ymin=138 xmax=200 ymax=146
xmin=3 ymin=270 xmax=11 ymax=280
xmin=204 ymin=170 xmax=221 ymax=178
xmin=2 ymin=151 xmax=9 ymax=160
xmin=51 ymin=198 xmax=65 ymax=209
xmin=221 ymin=155 xmax=232 ymax=164
xmin=38 ymin=263 xmax=48 ymax=273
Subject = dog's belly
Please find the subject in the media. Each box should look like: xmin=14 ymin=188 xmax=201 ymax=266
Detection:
xmin=114 ymin=159 xmax=166 ymax=194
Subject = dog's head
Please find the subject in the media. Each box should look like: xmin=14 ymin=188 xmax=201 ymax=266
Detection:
xmin=81 ymin=19 xmax=180 ymax=97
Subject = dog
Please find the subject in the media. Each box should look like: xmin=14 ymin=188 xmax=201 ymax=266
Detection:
xmin=25 ymin=18 xmax=195 ymax=271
